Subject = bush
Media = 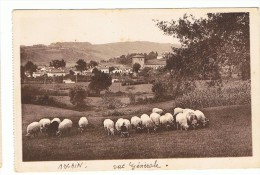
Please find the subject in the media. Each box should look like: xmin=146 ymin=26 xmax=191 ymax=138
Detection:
xmin=102 ymin=96 xmax=123 ymax=109
xmin=69 ymin=86 xmax=88 ymax=109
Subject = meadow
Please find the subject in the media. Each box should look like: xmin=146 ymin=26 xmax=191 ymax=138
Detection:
xmin=22 ymin=104 xmax=252 ymax=161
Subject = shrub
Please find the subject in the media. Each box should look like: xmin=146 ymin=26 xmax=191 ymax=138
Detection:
xmin=69 ymin=86 xmax=88 ymax=109
xmin=102 ymin=96 xmax=123 ymax=109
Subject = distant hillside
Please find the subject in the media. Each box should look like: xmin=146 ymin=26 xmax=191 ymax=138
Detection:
xmin=20 ymin=41 xmax=179 ymax=66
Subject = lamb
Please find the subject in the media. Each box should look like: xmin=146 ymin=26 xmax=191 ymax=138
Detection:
xmin=176 ymin=113 xmax=189 ymax=130
xmin=39 ymin=118 xmax=51 ymax=133
xmin=56 ymin=119 xmax=73 ymax=136
xmin=194 ymin=110 xmax=209 ymax=127
xmin=173 ymin=107 xmax=184 ymax=116
xmin=25 ymin=122 xmax=40 ymax=138
xmin=150 ymin=112 xmax=161 ymax=126
xmin=51 ymin=118 xmax=61 ymax=124
xmin=78 ymin=117 xmax=89 ymax=133
xmin=141 ymin=114 xmax=157 ymax=133
xmin=160 ymin=113 xmax=174 ymax=130
xmin=103 ymin=119 xmax=115 ymax=136
xmin=152 ymin=108 xmax=164 ymax=115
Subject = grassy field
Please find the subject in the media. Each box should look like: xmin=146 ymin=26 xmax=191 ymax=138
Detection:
xmin=22 ymin=104 xmax=252 ymax=161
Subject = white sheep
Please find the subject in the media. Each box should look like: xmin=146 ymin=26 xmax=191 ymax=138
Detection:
xmin=57 ymin=119 xmax=73 ymax=136
xmin=103 ymin=119 xmax=115 ymax=136
xmin=141 ymin=114 xmax=156 ymax=133
xmin=123 ymin=119 xmax=131 ymax=130
xmin=131 ymin=116 xmax=142 ymax=132
xmin=194 ymin=110 xmax=209 ymax=127
xmin=26 ymin=122 xmax=40 ymax=138
xmin=150 ymin=112 xmax=161 ymax=126
xmin=152 ymin=108 xmax=164 ymax=115
xmin=51 ymin=118 xmax=61 ymax=124
xmin=115 ymin=118 xmax=124 ymax=133
xmin=160 ymin=113 xmax=174 ymax=130
xmin=173 ymin=107 xmax=184 ymax=116
xmin=78 ymin=117 xmax=89 ymax=133
xmin=176 ymin=113 xmax=189 ymax=130
xmin=39 ymin=118 xmax=51 ymax=133
xmin=183 ymin=108 xmax=194 ymax=113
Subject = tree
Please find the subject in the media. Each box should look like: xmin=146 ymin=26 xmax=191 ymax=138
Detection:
xmin=109 ymin=66 xmax=115 ymax=73
xmin=69 ymin=86 xmax=87 ymax=108
xmin=88 ymin=70 xmax=112 ymax=95
xmin=154 ymin=13 xmax=250 ymax=97
xmin=49 ymin=59 xmax=66 ymax=68
xmin=133 ymin=63 xmax=141 ymax=73
xmin=89 ymin=60 xmax=98 ymax=68
xmin=152 ymin=82 xmax=167 ymax=100
xmin=155 ymin=13 xmax=250 ymax=80
xmin=69 ymin=70 xmax=75 ymax=75
xmin=24 ymin=61 xmax=37 ymax=76
xmin=76 ymin=59 xmax=87 ymax=72
xmin=139 ymin=67 xmax=152 ymax=78
xmin=20 ymin=66 xmax=26 ymax=82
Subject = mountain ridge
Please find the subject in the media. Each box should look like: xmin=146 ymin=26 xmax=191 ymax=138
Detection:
xmin=20 ymin=41 xmax=180 ymax=66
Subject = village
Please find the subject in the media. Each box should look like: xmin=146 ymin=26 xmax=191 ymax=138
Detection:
xmin=23 ymin=53 xmax=167 ymax=84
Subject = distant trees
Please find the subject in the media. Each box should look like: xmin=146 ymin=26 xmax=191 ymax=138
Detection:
xmin=88 ymin=70 xmax=112 ymax=95
xmin=89 ymin=60 xmax=98 ymax=68
xmin=75 ymin=59 xmax=87 ymax=72
xmin=109 ymin=66 xmax=115 ymax=73
xmin=49 ymin=59 xmax=66 ymax=68
xmin=24 ymin=61 xmax=37 ymax=76
xmin=132 ymin=63 xmax=141 ymax=73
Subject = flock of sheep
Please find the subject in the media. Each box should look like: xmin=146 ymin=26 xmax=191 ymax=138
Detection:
xmin=25 ymin=107 xmax=209 ymax=138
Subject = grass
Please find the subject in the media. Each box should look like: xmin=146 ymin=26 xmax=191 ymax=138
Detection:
xmin=22 ymin=104 xmax=252 ymax=161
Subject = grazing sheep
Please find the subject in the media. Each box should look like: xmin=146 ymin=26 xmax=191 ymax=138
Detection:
xmin=131 ymin=116 xmax=142 ymax=132
xmin=115 ymin=118 xmax=124 ymax=133
xmin=123 ymin=119 xmax=131 ymax=130
xmin=152 ymin=108 xmax=164 ymax=115
xmin=26 ymin=122 xmax=40 ymax=138
xmin=176 ymin=113 xmax=189 ymax=130
xmin=160 ymin=113 xmax=174 ymax=130
xmin=51 ymin=118 xmax=61 ymax=124
xmin=46 ymin=121 xmax=59 ymax=137
xmin=184 ymin=111 xmax=198 ymax=130
xmin=194 ymin=110 xmax=209 ymax=127
xmin=39 ymin=118 xmax=51 ymax=134
xmin=103 ymin=119 xmax=115 ymax=136
xmin=56 ymin=119 xmax=73 ymax=136
xmin=183 ymin=108 xmax=194 ymax=113
xmin=173 ymin=107 xmax=184 ymax=116
xmin=141 ymin=114 xmax=157 ymax=133
xmin=150 ymin=112 xmax=161 ymax=126
xmin=78 ymin=117 xmax=89 ymax=133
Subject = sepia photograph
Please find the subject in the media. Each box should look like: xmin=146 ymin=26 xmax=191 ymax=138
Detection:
xmin=13 ymin=8 xmax=260 ymax=171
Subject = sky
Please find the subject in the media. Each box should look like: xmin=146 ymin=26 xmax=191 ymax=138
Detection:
xmin=14 ymin=9 xmax=207 ymax=46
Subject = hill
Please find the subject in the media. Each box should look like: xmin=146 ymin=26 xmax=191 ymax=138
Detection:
xmin=20 ymin=41 xmax=179 ymax=66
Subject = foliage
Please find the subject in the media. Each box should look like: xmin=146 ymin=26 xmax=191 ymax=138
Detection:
xmin=132 ymin=63 xmax=141 ymax=73
xmin=109 ymin=66 xmax=115 ymax=73
xmin=88 ymin=70 xmax=112 ymax=94
xmin=139 ymin=67 xmax=153 ymax=77
xmin=49 ymin=59 xmax=66 ymax=68
xmin=24 ymin=61 xmax=37 ymax=76
xmin=102 ymin=96 xmax=123 ymax=109
xmin=155 ymin=13 xmax=250 ymax=80
xmin=76 ymin=59 xmax=87 ymax=72
xmin=69 ymin=86 xmax=88 ymax=108
xmin=88 ymin=60 xmax=98 ymax=68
